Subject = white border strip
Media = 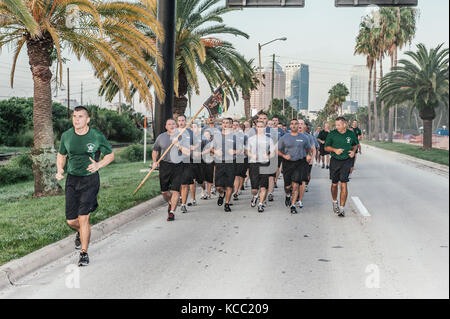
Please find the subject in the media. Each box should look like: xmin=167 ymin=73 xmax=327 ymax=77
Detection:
xmin=351 ymin=196 xmax=371 ymax=217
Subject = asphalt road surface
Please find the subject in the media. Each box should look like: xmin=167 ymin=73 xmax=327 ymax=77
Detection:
xmin=1 ymin=145 xmax=448 ymax=299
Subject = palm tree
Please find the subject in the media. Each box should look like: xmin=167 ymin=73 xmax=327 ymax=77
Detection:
xmin=327 ymin=83 xmax=349 ymax=116
xmin=380 ymin=43 xmax=449 ymax=150
xmin=355 ymin=18 xmax=376 ymax=140
xmin=100 ymin=0 xmax=251 ymax=117
xmin=232 ymin=59 xmax=259 ymax=119
xmin=380 ymin=7 xmax=418 ymax=143
xmin=0 ymin=0 xmax=163 ymax=196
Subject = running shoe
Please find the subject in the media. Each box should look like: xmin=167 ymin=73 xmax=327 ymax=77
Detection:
xmin=268 ymin=193 xmax=274 ymax=202
xmin=258 ymin=203 xmax=264 ymax=213
xmin=224 ymin=203 xmax=232 ymax=212
xmin=326 ymin=165 xmax=329 ymax=169
xmin=167 ymin=212 xmax=175 ymax=221
xmin=78 ymin=251 xmax=89 ymax=267
xmin=290 ymin=205 xmax=298 ymax=214
xmin=322 ymin=164 xmax=325 ymax=169
xmin=305 ymin=185 xmax=309 ymax=192
xmin=296 ymin=201 xmax=304 ymax=209
xmin=251 ymin=196 xmax=258 ymax=208
xmin=332 ymin=201 xmax=339 ymax=215
xmin=233 ymin=193 xmax=239 ymax=201
xmin=181 ymin=205 xmax=188 ymax=213
xmin=262 ymin=201 xmax=267 ymax=207
xmin=192 ymin=200 xmax=197 ymax=206
xmin=338 ymin=209 xmax=345 ymax=217
xmin=217 ymin=195 xmax=224 ymax=206
xmin=75 ymin=232 xmax=81 ymax=250
xmin=285 ymin=196 xmax=291 ymax=207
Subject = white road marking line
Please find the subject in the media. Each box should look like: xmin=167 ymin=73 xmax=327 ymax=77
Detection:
xmin=351 ymin=196 xmax=371 ymax=217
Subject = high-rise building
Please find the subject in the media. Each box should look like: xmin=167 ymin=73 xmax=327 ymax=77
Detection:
xmin=350 ymin=65 xmax=372 ymax=108
xmin=287 ymin=63 xmax=309 ymax=111
xmin=250 ymin=61 xmax=286 ymax=114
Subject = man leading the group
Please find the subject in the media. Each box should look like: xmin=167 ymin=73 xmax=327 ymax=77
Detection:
xmin=152 ymin=119 xmax=190 ymax=222
xmin=56 ymin=106 xmax=115 ymax=267
xmin=278 ymin=119 xmax=312 ymax=214
xmin=324 ymin=117 xmax=359 ymax=217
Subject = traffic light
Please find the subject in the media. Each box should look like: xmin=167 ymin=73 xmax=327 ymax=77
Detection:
xmin=226 ymin=0 xmax=305 ymax=8
xmin=335 ymin=0 xmax=418 ymax=7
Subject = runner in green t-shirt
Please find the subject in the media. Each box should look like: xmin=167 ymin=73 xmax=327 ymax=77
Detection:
xmin=324 ymin=117 xmax=358 ymax=217
xmin=350 ymin=120 xmax=362 ymax=176
xmin=56 ymin=106 xmax=115 ymax=266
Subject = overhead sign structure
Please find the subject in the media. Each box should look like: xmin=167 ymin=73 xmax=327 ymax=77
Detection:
xmin=226 ymin=0 xmax=305 ymax=8
xmin=335 ymin=0 xmax=418 ymax=7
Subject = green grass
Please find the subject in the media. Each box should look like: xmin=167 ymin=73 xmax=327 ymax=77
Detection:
xmin=362 ymin=140 xmax=449 ymax=166
xmin=0 ymin=161 xmax=160 ymax=266
xmin=0 ymin=146 xmax=30 ymax=154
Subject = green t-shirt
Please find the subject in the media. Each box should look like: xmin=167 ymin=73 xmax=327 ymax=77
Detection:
xmin=59 ymin=127 xmax=112 ymax=176
xmin=352 ymin=127 xmax=362 ymax=142
xmin=325 ymin=129 xmax=359 ymax=160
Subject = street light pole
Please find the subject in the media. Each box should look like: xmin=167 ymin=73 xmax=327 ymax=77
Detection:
xmin=271 ymin=54 xmax=275 ymax=115
xmin=257 ymin=37 xmax=287 ymax=113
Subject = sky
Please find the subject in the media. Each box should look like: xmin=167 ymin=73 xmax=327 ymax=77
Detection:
xmin=0 ymin=0 xmax=448 ymax=119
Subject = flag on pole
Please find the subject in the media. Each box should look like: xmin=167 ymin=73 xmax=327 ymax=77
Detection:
xmin=203 ymin=85 xmax=231 ymax=117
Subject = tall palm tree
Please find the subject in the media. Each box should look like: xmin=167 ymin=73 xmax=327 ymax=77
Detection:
xmin=355 ymin=17 xmax=376 ymax=140
xmin=380 ymin=7 xmax=418 ymax=142
xmin=0 ymin=0 xmax=163 ymax=196
xmin=380 ymin=43 xmax=449 ymax=150
xmin=232 ymin=59 xmax=259 ymax=119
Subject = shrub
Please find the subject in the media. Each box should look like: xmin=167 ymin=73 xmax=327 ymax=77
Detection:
xmin=0 ymin=153 xmax=33 ymax=186
xmin=15 ymin=129 xmax=34 ymax=147
xmin=116 ymin=144 xmax=152 ymax=163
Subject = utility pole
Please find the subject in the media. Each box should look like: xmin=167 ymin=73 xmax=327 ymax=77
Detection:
xmin=154 ymin=0 xmax=176 ymax=137
xmin=118 ymin=90 xmax=122 ymax=114
xmin=67 ymin=67 xmax=70 ymax=119
xmin=271 ymin=54 xmax=275 ymax=114
xmin=80 ymin=82 xmax=83 ymax=106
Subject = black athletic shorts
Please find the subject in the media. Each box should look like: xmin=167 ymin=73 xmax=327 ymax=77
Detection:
xmin=329 ymin=157 xmax=353 ymax=184
xmin=282 ymin=159 xmax=309 ymax=187
xmin=215 ymin=163 xmax=235 ymax=188
xmin=65 ymin=173 xmax=100 ymax=220
xmin=319 ymin=144 xmax=330 ymax=156
xmin=192 ymin=163 xmax=204 ymax=184
xmin=308 ymin=164 xmax=313 ymax=177
xmin=249 ymin=163 xmax=270 ymax=189
xmin=202 ymin=161 xmax=215 ymax=184
xmin=277 ymin=156 xmax=284 ymax=168
xmin=159 ymin=161 xmax=183 ymax=192
xmin=181 ymin=163 xmax=194 ymax=185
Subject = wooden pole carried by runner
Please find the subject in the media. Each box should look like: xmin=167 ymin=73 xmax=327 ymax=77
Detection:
xmin=133 ymin=82 xmax=229 ymax=195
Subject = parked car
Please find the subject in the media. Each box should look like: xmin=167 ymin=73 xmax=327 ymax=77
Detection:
xmin=435 ymin=128 xmax=449 ymax=136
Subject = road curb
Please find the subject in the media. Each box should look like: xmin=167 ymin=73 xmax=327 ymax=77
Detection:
xmin=362 ymin=143 xmax=449 ymax=175
xmin=0 ymin=195 xmax=166 ymax=291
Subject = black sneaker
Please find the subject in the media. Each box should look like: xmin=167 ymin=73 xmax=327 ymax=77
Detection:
xmin=75 ymin=232 xmax=81 ymax=250
xmin=268 ymin=193 xmax=274 ymax=202
xmin=326 ymin=165 xmax=329 ymax=169
xmin=224 ymin=203 xmax=231 ymax=212
xmin=251 ymin=196 xmax=258 ymax=208
xmin=217 ymin=195 xmax=224 ymax=206
xmin=167 ymin=212 xmax=175 ymax=221
xmin=338 ymin=210 xmax=345 ymax=217
xmin=285 ymin=196 xmax=291 ymax=207
xmin=257 ymin=204 xmax=264 ymax=213
xmin=290 ymin=205 xmax=298 ymax=214
xmin=322 ymin=164 xmax=325 ymax=169
xmin=181 ymin=205 xmax=188 ymax=213
xmin=233 ymin=193 xmax=239 ymax=200
xmin=78 ymin=251 xmax=89 ymax=267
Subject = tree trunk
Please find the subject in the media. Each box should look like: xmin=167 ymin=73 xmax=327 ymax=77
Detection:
xmin=388 ymin=54 xmax=395 ymax=143
xmin=420 ymin=107 xmax=436 ymax=150
xmin=380 ymin=57 xmax=386 ymax=142
xmin=373 ymin=60 xmax=379 ymax=141
xmin=26 ymin=32 xmax=62 ymax=197
xmin=243 ymin=92 xmax=251 ymax=119
xmin=368 ymin=65 xmax=373 ymax=140
xmin=174 ymin=67 xmax=189 ymax=118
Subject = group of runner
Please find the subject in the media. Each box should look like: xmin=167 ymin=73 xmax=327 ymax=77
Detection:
xmin=55 ymin=106 xmax=362 ymax=266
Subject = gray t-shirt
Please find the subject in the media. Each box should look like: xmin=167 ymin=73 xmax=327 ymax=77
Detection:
xmin=278 ymin=133 xmax=311 ymax=161
xmin=247 ymin=135 xmax=275 ymax=164
xmin=305 ymin=132 xmax=318 ymax=149
xmin=213 ymin=131 xmax=236 ymax=163
xmin=153 ymin=131 xmax=189 ymax=164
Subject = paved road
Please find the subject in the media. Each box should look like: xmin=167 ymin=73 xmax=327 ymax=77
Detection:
xmin=1 ymin=145 xmax=448 ymax=298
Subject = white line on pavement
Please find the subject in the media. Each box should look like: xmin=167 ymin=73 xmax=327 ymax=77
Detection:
xmin=351 ymin=196 xmax=371 ymax=217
